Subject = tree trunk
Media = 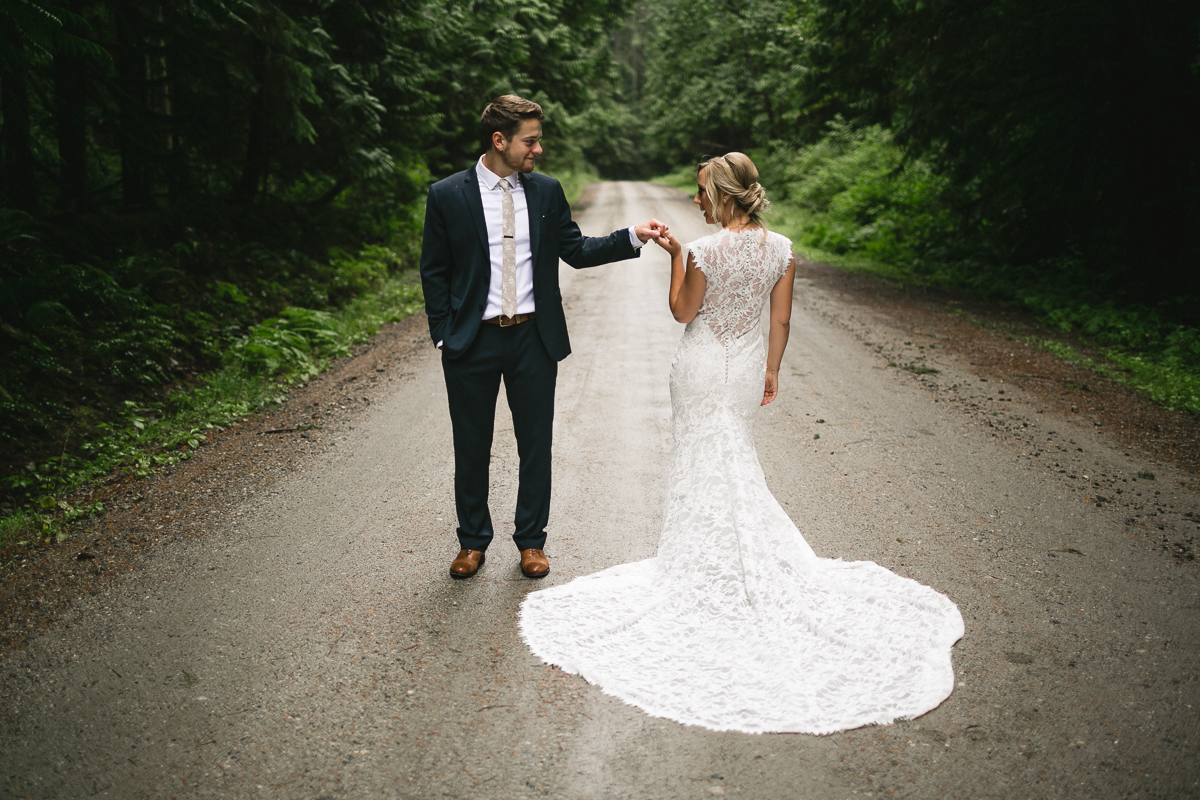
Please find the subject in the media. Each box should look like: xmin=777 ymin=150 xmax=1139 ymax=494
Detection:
xmin=0 ymin=41 xmax=38 ymax=214
xmin=234 ymin=39 xmax=270 ymax=205
xmin=54 ymin=50 xmax=89 ymax=212
xmin=112 ymin=0 xmax=150 ymax=209
xmin=147 ymin=1 xmax=177 ymax=196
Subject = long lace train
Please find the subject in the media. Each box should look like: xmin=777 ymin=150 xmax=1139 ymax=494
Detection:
xmin=520 ymin=229 xmax=963 ymax=734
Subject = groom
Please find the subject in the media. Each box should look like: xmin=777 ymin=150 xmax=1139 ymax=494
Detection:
xmin=419 ymin=95 xmax=664 ymax=579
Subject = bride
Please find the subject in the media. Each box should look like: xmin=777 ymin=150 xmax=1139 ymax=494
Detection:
xmin=519 ymin=153 xmax=964 ymax=734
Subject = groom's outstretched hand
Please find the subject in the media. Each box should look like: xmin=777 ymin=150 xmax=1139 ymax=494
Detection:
xmin=634 ymin=218 xmax=668 ymax=244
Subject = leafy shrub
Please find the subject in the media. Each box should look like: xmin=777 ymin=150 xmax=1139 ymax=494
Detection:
xmin=228 ymin=307 xmax=345 ymax=382
xmin=756 ymin=120 xmax=1199 ymax=416
xmin=761 ymin=120 xmax=956 ymax=271
xmin=323 ymin=244 xmax=405 ymax=304
xmin=1034 ymin=301 xmax=1200 ymax=368
xmin=0 ymin=268 xmax=424 ymax=542
xmin=0 ymin=232 xmax=424 ymax=521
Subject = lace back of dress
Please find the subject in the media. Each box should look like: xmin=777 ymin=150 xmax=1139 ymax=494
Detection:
xmin=689 ymin=230 xmax=791 ymax=344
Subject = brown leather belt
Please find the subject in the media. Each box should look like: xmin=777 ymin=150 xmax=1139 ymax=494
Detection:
xmin=483 ymin=312 xmax=535 ymax=327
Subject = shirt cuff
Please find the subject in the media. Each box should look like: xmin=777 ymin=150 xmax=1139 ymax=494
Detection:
xmin=436 ymin=340 xmax=443 ymax=350
xmin=628 ymin=226 xmax=643 ymax=249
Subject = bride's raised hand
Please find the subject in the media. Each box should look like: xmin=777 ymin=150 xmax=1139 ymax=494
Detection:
xmin=655 ymin=230 xmax=682 ymax=258
xmin=634 ymin=218 xmax=668 ymax=244
xmin=761 ymin=369 xmax=778 ymax=406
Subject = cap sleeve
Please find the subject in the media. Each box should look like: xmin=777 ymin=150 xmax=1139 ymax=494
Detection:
xmin=771 ymin=233 xmax=794 ymax=277
xmin=685 ymin=239 xmax=707 ymax=273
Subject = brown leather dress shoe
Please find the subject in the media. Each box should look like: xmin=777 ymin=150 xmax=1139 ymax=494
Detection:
xmin=519 ymin=548 xmax=549 ymax=578
xmin=450 ymin=549 xmax=485 ymax=578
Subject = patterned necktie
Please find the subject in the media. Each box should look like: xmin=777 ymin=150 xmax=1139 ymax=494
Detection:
xmin=498 ymin=178 xmax=517 ymax=318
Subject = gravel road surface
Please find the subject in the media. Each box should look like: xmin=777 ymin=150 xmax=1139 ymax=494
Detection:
xmin=2 ymin=182 xmax=1197 ymax=800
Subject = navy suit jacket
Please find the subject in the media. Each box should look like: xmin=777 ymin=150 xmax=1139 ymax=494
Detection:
xmin=419 ymin=167 xmax=639 ymax=362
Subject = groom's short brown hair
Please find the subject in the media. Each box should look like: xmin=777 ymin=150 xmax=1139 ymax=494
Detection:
xmin=481 ymin=95 xmax=544 ymax=150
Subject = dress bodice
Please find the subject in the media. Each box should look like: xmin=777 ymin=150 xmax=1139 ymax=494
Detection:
xmin=687 ymin=228 xmax=793 ymax=344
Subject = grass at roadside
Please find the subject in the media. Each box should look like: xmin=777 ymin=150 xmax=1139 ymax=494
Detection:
xmin=0 ymin=262 xmax=423 ymax=550
xmin=0 ymin=510 xmax=37 ymax=549
xmin=1027 ymin=338 xmax=1200 ymax=415
xmin=653 ymin=166 xmax=695 ymax=191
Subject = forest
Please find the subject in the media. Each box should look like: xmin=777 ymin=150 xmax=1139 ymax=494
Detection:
xmin=1 ymin=0 xmax=1198 ymax=536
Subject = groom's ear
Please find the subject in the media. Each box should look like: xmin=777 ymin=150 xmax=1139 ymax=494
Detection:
xmin=490 ymin=130 xmax=508 ymax=153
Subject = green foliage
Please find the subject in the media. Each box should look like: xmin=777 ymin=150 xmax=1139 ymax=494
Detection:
xmin=0 ymin=259 xmax=423 ymax=543
xmin=0 ymin=231 xmax=421 ymax=490
xmin=807 ymin=0 xmax=1198 ymax=298
xmin=324 ymin=245 xmax=400 ymax=304
xmin=633 ymin=0 xmax=805 ymax=166
xmin=0 ymin=210 xmax=421 ymax=455
xmin=8 ymin=0 xmax=1196 ymax=536
xmin=1034 ymin=302 xmax=1200 ymax=369
xmin=630 ymin=0 xmax=1198 ymax=303
xmin=2 ymin=0 xmax=635 ymax=543
xmin=744 ymin=114 xmax=1200 ymax=417
xmin=952 ymin=260 xmax=1200 ymax=414
xmin=229 ymin=308 xmax=343 ymax=382
xmin=652 ymin=165 xmax=698 ymax=191
xmin=0 ymin=0 xmax=635 ymax=549
xmin=761 ymin=121 xmax=956 ymax=271
xmin=1030 ymin=337 xmax=1200 ymax=416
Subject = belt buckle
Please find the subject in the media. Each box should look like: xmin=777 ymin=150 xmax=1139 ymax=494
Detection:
xmin=498 ymin=315 xmax=511 ymax=327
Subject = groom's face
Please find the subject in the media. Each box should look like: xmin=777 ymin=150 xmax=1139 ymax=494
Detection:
xmin=495 ymin=119 xmax=543 ymax=174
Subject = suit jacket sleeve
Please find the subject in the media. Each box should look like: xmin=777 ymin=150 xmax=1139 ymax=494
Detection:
xmin=418 ymin=185 xmax=451 ymax=346
xmin=552 ymin=181 xmax=640 ymax=269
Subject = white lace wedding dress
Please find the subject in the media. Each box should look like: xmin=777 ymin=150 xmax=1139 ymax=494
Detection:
xmin=520 ymin=228 xmax=964 ymax=734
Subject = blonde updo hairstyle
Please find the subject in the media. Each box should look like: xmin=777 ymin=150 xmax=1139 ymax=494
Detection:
xmin=700 ymin=152 xmax=770 ymax=232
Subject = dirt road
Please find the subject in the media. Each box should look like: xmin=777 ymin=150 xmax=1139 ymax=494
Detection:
xmin=2 ymin=182 xmax=1197 ymax=799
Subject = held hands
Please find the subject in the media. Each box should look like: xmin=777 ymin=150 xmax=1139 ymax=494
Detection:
xmin=634 ymin=218 xmax=668 ymax=244
xmin=654 ymin=229 xmax=683 ymax=258
xmin=633 ymin=218 xmax=683 ymax=258
xmin=762 ymin=369 xmax=778 ymax=406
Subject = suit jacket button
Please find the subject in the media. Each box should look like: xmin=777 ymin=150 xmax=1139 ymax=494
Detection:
xmin=478 ymin=304 xmax=484 ymax=311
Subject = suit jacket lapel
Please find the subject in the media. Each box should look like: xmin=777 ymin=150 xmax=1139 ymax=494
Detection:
xmin=521 ymin=173 xmax=541 ymax=268
xmin=460 ymin=169 xmax=489 ymax=260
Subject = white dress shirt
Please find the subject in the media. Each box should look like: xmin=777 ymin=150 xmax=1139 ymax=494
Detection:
xmin=477 ymin=157 xmax=536 ymax=319
xmin=475 ymin=157 xmax=645 ymax=321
